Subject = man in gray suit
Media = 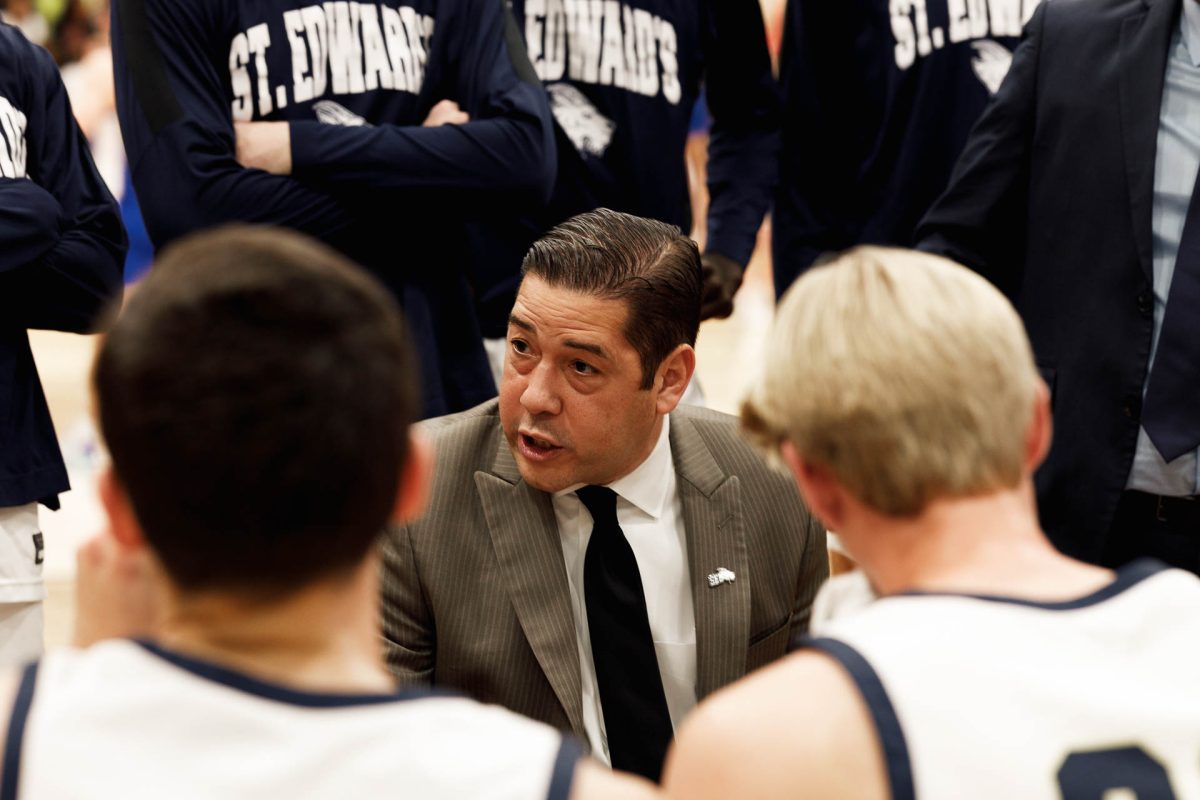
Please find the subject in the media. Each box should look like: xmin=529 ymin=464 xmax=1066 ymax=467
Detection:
xmin=382 ymin=209 xmax=827 ymax=782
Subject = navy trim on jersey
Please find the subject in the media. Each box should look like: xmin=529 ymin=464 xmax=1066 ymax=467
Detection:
xmin=136 ymin=640 xmax=459 ymax=708
xmin=901 ymin=558 xmax=1170 ymax=611
xmin=802 ymin=637 xmax=915 ymax=800
xmin=1 ymin=662 xmax=39 ymax=800
xmin=546 ymin=736 xmax=583 ymax=800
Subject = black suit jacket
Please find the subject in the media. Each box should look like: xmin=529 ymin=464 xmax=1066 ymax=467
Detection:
xmin=918 ymin=0 xmax=1180 ymax=560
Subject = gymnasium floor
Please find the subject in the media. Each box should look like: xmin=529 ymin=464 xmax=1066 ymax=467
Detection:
xmin=30 ymin=225 xmax=777 ymax=650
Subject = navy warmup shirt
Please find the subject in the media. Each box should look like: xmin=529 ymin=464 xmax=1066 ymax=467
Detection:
xmin=111 ymin=0 xmax=555 ymax=416
xmin=0 ymin=23 xmax=126 ymax=509
xmin=470 ymin=0 xmax=781 ymax=335
xmin=773 ymin=0 xmax=1038 ymax=293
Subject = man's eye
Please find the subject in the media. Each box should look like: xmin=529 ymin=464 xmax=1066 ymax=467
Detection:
xmin=571 ymin=360 xmax=596 ymax=376
xmin=511 ymin=339 xmax=530 ymax=354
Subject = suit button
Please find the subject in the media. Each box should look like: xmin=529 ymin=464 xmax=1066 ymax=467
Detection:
xmin=1124 ymin=396 xmax=1141 ymax=419
xmin=1137 ymin=291 xmax=1153 ymax=317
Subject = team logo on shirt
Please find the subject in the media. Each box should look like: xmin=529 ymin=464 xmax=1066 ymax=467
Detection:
xmin=228 ymin=2 xmax=434 ymax=121
xmin=524 ymin=1 xmax=683 ymax=106
xmin=889 ymin=0 xmax=1041 ymax=93
xmin=547 ymin=83 xmax=615 ymax=156
xmin=0 ymin=95 xmax=28 ymax=178
xmin=313 ymin=99 xmax=370 ymax=126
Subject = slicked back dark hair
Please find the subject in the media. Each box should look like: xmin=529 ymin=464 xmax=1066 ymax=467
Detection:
xmin=93 ymin=226 xmax=418 ymax=596
xmin=521 ymin=208 xmax=702 ymax=389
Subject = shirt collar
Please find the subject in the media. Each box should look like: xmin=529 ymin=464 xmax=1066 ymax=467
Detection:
xmin=607 ymin=414 xmax=673 ymax=519
xmin=554 ymin=415 xmax=674 ymax=520
xmin=1182 ymin=0 xmax=1200 ymax=68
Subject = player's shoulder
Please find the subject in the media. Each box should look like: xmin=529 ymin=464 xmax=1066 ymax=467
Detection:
xmin=398 ymin=696 xmax=583 ymax=798
xmin=665 ymin=651 xmax=887 ymax=800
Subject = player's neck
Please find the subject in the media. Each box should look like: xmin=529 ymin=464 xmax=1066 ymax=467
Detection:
xmin=154 ymin=552 xmax=395 ymax=695
xmin=846 ymin=483 xmax=1114 ymax=602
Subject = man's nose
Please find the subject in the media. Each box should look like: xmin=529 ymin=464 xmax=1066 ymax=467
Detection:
xmin=520 ymin=363 xmax=563 ymax=417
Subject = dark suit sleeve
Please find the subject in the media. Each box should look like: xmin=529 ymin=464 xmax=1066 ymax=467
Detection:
xmin=290 ymin=0 xmax=554 ymax=204
xmin=112 ymin=0 xmax=357 ymax=249
xmin=701 ymin=0 xmax=781 ymax=267
xmin=788 ymin=513 xmax=828 ymax=640
xmin=0 ymin=45 xmax=125 ymax=333
xmin=380 ymin=524 xmax=436 ymax=686
xmin=916 ymin=3 xmax=1046 ymax=293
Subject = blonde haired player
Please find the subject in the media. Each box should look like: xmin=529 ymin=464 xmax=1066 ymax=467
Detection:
xmin=664 ymin=247 xmax=1200 ymax=800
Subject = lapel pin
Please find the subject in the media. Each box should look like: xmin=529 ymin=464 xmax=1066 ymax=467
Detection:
xmin=707 ymin=567 xmax=736 ymax=588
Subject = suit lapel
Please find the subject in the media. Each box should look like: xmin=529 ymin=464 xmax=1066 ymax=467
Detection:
xmin=1120 ymin=0 xmax=1181 ymax=280
xmin=475 ymin=442 xmax=585 ymax=738
xmin=671 ymin=413 xmax=751 ymax=700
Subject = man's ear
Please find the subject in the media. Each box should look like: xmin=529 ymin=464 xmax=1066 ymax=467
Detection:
xmin=780 ymin=441 xmax=846 ymax=532
xmin=97 ymin=467 xmax=148 ymax=552
xmin=392 ymin=432 xmax=434 ymax=524
xmin=654 ymin=344 xmax=697 ymax=415
xmin=1025 ymin=379 xmax=1053 ymax=473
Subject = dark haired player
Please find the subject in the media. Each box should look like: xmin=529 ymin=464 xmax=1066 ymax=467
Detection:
xmin=0 ymin=226 xmax=652 ymax=800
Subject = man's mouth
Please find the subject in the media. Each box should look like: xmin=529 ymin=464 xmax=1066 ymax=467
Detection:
xmin=517 ymin=431 xmax=564 ymax=461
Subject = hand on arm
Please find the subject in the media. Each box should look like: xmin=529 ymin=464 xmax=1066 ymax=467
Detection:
xmin=423 ymin=100 xmax=470 ymax=128
xmin=234 ymin=121 xmax=291 ymax=175
xmin=234 ymin=100 xmax=470 ymax=175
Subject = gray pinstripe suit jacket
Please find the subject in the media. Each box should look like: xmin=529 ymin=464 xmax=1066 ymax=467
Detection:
xmin=381 ymin=399 xmax=827 ymax=744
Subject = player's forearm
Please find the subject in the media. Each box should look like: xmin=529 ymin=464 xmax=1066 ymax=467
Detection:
xmin=0 ymin=179 xmax=64 ymax=274
xmin=130 ymin=125 xmax=358 ymax=250
xmin=705 ymin=125 xmax=780 ymax=266
xmin=289 ymin=104 xmax=553 ymax=202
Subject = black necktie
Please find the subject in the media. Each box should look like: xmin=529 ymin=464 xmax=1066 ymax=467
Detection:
xmin=1143 ymin=169 xmax=1200 ymax=462
xmin=576 ymin=485 xmax=673 ymax=781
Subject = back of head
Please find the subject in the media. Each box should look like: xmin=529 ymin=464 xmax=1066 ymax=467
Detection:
xmin=743 ymin=247 xmax=1039 ymax=516
xmin=521 ymin=207 xmax=702 ymax=388
xmin=94 ymin=226 xmax=418 ymax=596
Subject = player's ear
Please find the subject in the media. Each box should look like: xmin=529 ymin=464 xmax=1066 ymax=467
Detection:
xmin=654 ymin=344 xmax=697 ymax=415
xmin=97 ymin=467 xmax=148 ymax=552
xmin=780 ymin=441 xmax=846 ymax=531
xmin=1025 ymin=378 xmax=1053 ymax=473
xmin=393 ymin=432 xmax=433 ymax=524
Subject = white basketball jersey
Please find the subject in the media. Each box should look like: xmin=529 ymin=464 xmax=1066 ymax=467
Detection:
xmin=2 ymin=639 xmax=580 ymax=800
xmin=805 ymin=560 xmax=1200 ymax=800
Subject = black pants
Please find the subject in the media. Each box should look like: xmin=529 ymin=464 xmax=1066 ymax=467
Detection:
xmin=1101 ymin=491 xmax=1200 ymax=575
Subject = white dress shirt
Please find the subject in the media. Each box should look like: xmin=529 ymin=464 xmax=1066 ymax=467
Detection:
xmin=551 ymin=415 xmax=696 ymax=765
xmin=1128 ymin=1 xmax=1200 ymax=494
